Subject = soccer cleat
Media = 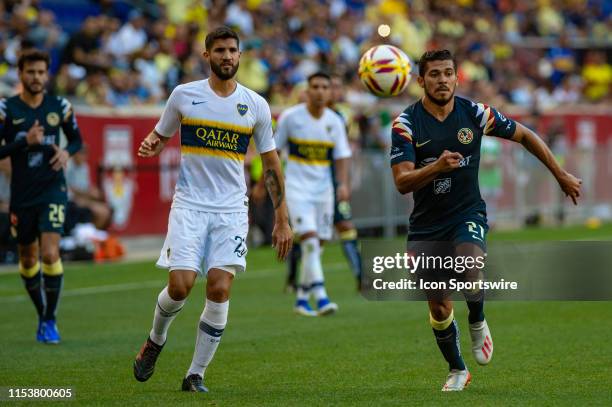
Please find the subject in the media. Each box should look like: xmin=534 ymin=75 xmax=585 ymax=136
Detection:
xmin=316 ymin=298 xmax=338 ymax=316
xmin=43 ymin=320 xmax=61 ymax=344
xmin=294 ymin=300 xmax=317 ymax=317
xmin=133 ymin=337 xmax=164 ymax=382
xmin=181 ymin=374 xmax=209 ymax=393
xmin=441 ymin=369 xmax=471 ymax=391
xmin=469 ymin=319 xmax=493 ymax=365
xmin=36 ymin=320 xmax=46 ymax=343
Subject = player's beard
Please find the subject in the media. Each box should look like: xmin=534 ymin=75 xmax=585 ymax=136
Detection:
xmin=23 ymin=81 xmax=44 ymax=96
xmin=210 ymin=60 xmax=239 ymax=80
xmin=425 ymin=85 xmax=455 ymax=106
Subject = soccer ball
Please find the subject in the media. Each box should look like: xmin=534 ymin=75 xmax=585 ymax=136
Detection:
xmin=358 ymin=45 xmax=412 ymax=97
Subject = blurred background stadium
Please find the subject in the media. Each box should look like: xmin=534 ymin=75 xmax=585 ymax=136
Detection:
xmin=0 ymin=0 xmax=610 ymax=259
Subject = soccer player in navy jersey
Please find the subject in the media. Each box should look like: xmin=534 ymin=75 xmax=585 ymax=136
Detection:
xmin=0 ymin=50 xmax=83 ymax=344
xmin=390 ymin=50 xmax=581 ymax=391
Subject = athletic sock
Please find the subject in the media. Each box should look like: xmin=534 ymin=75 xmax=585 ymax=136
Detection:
xmin=464 ymin=289 xmax=485 ymax=324
xmin=296 ymin=242 xmax=311 ymax=302
xmin=42 ymin=260 xmax=64 ymax=321
xmin=287 ymin=243 xmax=301 ymax=289
xmin=340 ymin=230 xmax=362 ymax=281
xmin=302 ymin=237 xmax=328 ymax=300
xmin=150 ymin=286 xmax=185 ymax=346
xmin=430 ymin=310 xmax=466 ymax=371
xmin=187 ymin=299 xmax=229 ymax=378
xmin=20 ymin=262 xmax=44 ymax=318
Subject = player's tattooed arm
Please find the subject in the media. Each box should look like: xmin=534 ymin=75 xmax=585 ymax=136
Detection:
xmin=260 ymin=150 xmax=292 ymax=260
xmin=264 ymin=168 xmax=283 ymax=209
xmin=511 ymin=122 xmax=582 ymax=205
xmin=392 ymin=150 xmax=463 ymax=194
xmin=138 ymin=130 xmax=170 ymax=158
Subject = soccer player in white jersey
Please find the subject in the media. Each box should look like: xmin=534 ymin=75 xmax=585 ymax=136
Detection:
xmin=132 ymin=27 xmax=292 ymax=393
xmin=275 ymin=72 xmax=352 ymax=317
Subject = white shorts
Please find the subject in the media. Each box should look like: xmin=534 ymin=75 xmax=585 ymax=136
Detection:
xmin=287 ymin=197 xmax=334 ymax=240
xmin=156 ymin=207 xmax=249 ymax=276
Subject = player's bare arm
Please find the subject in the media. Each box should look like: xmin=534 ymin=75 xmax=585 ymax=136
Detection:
xmin=261 ymin=150 xmax=292 ymax=260
xmin=511 ymin=122 xmax=582 ymax=205
xmin=334 ymin=157 xmax=350 ymax=201
xmin=138 ymin=130 xmax=171 ymax=158
xmin=392 ymin=150 xmax=463 ymax=194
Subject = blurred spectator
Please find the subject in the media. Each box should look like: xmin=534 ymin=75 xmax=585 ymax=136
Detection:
xmin=225 ymin=0 xmax=254 ymax=36
xmin=547 ymin=33 xmax=576 ymax=87
xmin=65 ymin=146 xmax=113 ymax=231
xmin=61 ymin=16 xmax=110 ymax=71
xmin=581 ymin=51 xmax=612 ymax=103
xmin=75 ymin=67 xmax=111 ymax=106
xmin=106 ymin=10 xmax=147 ymax=60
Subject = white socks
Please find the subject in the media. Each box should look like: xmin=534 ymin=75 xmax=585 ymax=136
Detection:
xmin=150 ymin=286 xmax=185 ymax=346
xmin=187 ymin=299 xmax=229 ymax=378
xmin=301 ymin=237 xmax=328 ymax=301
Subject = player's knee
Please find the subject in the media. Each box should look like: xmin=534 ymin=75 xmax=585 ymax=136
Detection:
xmin=430 ymin=302 xmax=453 ymax=321
xmin=41 ymin=248 xmax=60 ymax=265
xmin=167 ymin=282 xmax=192 ymax=301
xmin=206 ymin=280 xmax=231 ymax=302
xmin=168 ymin=284 xmax=191 ymax=301
xmin=20 ymin=255 xmax=38 ymax=270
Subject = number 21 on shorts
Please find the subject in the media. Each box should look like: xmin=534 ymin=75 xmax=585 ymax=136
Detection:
xmin=466 ymin=221 xmax=485 ymax=242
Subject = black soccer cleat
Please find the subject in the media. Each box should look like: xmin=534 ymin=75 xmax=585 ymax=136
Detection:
xmin=133 ymin=337 xmax=164 ymax=382
xmin=181 ymin=374 xmax=209 ymax=393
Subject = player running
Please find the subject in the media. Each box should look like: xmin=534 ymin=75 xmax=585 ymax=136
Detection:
xmin=276 ymin=72 xmax=352 ymax=316
xmin=0 ymin=49 xmax=83 ymax=344
xmin=390 ymin=50 xmax=581 ymax=391
xmin=133 ymin=27 xmax=292 ymax=392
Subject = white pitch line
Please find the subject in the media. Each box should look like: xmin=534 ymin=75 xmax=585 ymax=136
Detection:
xmin=0 ymin=262 xmax=347 ymax=303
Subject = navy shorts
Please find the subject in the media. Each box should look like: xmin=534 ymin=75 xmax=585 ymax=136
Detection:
xmin=10 ymin=201 xmax=66 ymax=245
xmin=408 ymin=212 xmax=488 ymax=252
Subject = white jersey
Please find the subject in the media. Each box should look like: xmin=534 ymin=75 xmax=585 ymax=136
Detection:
xmin=155 ymin=79 xmax=275 ymax=213
xmin=275 ymin=104 xmax=351 ymax=202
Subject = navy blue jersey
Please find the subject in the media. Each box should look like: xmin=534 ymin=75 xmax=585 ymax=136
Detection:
xmin=390 ymin=96 xmax=516 ymax=233
xmin=0 ymin=94 xmax=82 ymax=209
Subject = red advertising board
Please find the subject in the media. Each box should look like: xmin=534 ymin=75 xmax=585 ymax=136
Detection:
xmin=76 ymin=113 xmax=180 ymax=235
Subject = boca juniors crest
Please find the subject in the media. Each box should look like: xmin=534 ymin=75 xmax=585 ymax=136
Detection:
xmin=457 ymin=128 xmax=474 ymax=144
xmin=237 ymin=103 xmax=248 ymax=116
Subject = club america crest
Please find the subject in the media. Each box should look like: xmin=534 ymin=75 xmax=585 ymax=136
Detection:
xmin=457 ymin=128 xmax=473 ymax=144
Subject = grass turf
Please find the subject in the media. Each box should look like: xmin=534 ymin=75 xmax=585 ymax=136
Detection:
xmin=1 ymin=224 xmax=611 ymax=406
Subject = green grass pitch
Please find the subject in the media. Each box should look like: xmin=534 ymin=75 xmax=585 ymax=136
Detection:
xmin=1 ymin=224 xmax=611 ymax=406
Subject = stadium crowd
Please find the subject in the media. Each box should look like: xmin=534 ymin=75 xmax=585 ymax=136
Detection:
xmin=0 ymin=0 xmax=609 ymax=112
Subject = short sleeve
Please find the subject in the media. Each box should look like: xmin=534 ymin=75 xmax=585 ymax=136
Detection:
xmin=273 ymin=110 xmax=290 ymax=150
xmin=472 ymin=102 xmax=516 ymax=139
xmin=252 ymin=98 xmax=276 ymax=154
xmin=154 ymin=86 xmax=183 ymax=138
xmin=332 ymin=115 xmax=351 ymax=160
xmin=59 ymin=97 xmax=74 ymax=122
xmin=390 ymin=112 xmax=415 ymax=165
